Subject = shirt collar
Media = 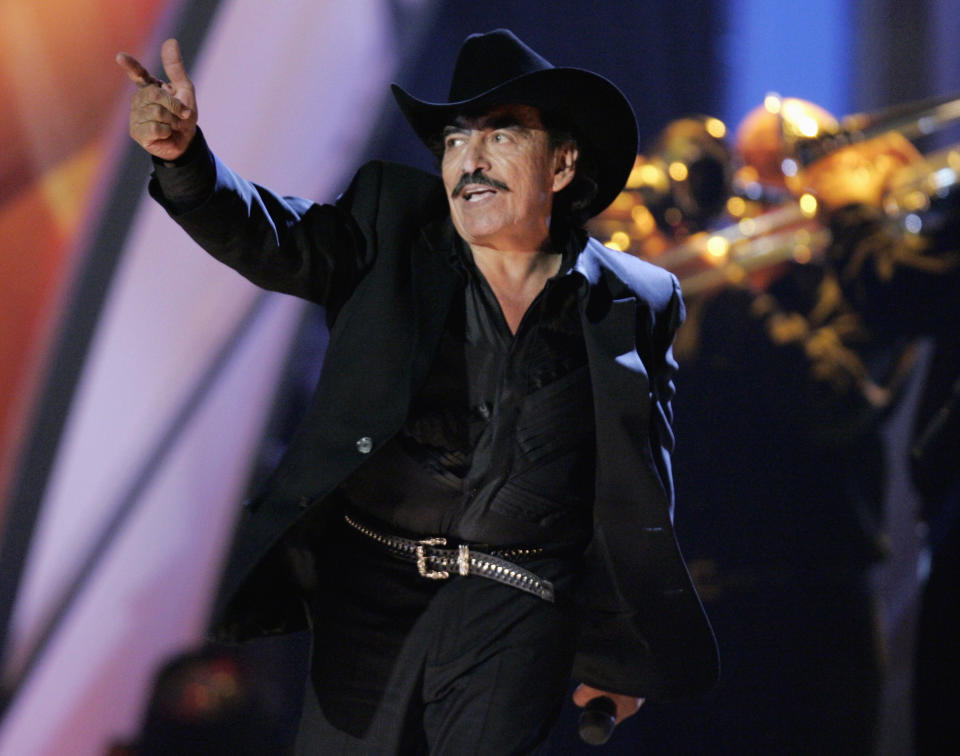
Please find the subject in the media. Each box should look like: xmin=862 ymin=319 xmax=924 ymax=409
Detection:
xmin=451 ymin=228 xmax=588 ymax=285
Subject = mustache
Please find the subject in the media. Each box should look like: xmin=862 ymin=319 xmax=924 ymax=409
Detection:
xmin=451 ymin=170 xmax=510 ymax=198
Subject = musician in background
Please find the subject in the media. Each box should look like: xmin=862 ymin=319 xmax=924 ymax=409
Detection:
xmin=805 ymin=131 xmax=960 ymax=756
xmin=588 ymin=102 xmax=923 ymax=754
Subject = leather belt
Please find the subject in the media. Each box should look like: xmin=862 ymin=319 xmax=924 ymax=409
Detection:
xmin=344 ymin=514 xmax=555 ymax=602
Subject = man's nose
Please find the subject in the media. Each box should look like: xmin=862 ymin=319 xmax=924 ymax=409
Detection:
xmin=461 ymin=135 xmax=491 ymax=174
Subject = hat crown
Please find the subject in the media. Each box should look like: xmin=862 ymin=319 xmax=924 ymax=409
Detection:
xmin=448 ymin=29 xmax=554 ymax=102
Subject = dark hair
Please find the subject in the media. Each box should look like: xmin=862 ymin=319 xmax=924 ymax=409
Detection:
xmin=542 ymin=115 xmax=599 ymax=229
xmin=541 ymin=113 xmax=598 ymax=256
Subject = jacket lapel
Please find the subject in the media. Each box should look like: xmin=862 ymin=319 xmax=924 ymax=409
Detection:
xmin=407 ymin=218 xmax=463 ymax=388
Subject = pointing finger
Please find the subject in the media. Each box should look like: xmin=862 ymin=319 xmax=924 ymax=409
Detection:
xmin=116 ymin=52 xmax=163 ymax=88
xmin=160 ymin=38 xmax=192 ymax=88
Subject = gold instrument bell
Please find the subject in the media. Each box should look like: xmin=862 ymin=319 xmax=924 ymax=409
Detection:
xmin=591 ymin=115 xmax=733 ymax=249
xmin=734 ymin=95 xmax=840 ymax=198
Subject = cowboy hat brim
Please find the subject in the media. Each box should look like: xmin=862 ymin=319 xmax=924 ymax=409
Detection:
xmin=391 ymin=67 xmax=638 ymax=218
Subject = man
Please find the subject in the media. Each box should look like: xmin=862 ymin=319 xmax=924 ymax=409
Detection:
xmin=809 ymin=140 xmax=960 ymax=756
xmin=118 ymin=29 xmax=717 ymax=753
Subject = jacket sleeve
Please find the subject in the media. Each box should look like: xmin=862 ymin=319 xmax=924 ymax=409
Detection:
xmin=148 ymin=130 xmax=384 ymax=318
xmin=647 ymin=273 xmax=685 ymax=516
xmin=573 ymin=257 xmax=718 ymax=701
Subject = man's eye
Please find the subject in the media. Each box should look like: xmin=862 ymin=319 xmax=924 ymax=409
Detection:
xmin=445 ymin=136 xmax=464 ymax=149
xmin=493 ymin=132 xmax=509 ymax=143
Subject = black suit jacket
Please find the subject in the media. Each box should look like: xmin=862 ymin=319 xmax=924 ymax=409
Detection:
xmin=151 ymin=154 xmax=718 ymax=700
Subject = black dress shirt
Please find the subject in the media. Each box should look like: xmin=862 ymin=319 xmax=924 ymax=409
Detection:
xmin=339 ymin=238 xmax=596 ymax=549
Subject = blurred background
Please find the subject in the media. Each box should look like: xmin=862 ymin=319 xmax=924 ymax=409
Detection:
xmin=0 ymin=0 xmax=957 ymax=753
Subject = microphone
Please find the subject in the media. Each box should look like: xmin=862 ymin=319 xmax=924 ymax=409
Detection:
xmin=578 ymin=695 xmax=617 ymax=746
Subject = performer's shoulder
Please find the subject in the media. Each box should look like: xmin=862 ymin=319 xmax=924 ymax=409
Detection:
xmin=581 ymin=236 xmax=679 ymax=294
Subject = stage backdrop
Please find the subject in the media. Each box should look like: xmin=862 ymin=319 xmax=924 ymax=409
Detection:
xmin=0 ymin=0 xmax=433 ymax=753
xmin=0 ymin=0 xmax=175 ymax=552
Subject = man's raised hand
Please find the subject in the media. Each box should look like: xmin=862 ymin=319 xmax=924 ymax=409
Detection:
xmin=116 ymin=39 xmax=197 ymax=161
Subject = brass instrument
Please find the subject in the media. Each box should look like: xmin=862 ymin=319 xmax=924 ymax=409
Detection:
xmin=883 ymin=142 xmax=960 ymax=216
xmin=590 ymin=93 xmax=960 ymax=297
xmin=629 ymin=116 xmax=734 ymax=234
xmin=791 ymin=90 xmax=960 ymax=167
xmin=591 ymin=195 xmax=825 ymax=296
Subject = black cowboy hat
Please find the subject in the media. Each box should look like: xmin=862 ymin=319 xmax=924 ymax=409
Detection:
xmin=391 ymin=29 xmax=638 ymax=218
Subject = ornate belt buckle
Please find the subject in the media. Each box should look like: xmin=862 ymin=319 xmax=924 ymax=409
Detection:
xmin=416 ymin=537 xmax=449 ymax=579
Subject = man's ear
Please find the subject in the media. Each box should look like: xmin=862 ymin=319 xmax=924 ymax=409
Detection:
xmin=552 ymin=145 xmax=579 ymax=192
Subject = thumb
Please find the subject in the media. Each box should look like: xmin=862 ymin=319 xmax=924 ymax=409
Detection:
xmin=160 ymin=38 xmax=191 ymax=87
xmin=572 ymin=683 xmax=597 ymax=707
xmin=572 ymin=684 xmax=644 ymax=724
xmin=115 ymin=52 xmax=162 ymax=88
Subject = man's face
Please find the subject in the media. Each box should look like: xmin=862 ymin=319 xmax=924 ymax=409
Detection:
xmin=441 ymin=104 xmax=576 ymax=252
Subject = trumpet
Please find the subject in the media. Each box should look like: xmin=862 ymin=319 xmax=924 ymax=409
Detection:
xmin=882 ymin=142 xmax=960 ymax=216
xmin=590 ymin=196 xmax=826 ymax=296
xmin=591 ymin=93 xmax=960 ymax=297
xmin=788 ymin=91 xmax=960 ymax=168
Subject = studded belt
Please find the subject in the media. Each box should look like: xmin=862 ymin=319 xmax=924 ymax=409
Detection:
xmin=343 ymin=514 xmax=555 ymax=602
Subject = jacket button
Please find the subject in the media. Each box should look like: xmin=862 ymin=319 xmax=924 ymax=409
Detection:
xmin=355 ymin=436 xmax=373 ymax=454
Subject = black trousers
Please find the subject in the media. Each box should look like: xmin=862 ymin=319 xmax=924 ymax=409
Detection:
xmin=295 ymin=521 xmax=578 ymax=755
